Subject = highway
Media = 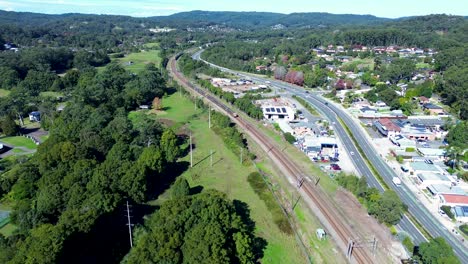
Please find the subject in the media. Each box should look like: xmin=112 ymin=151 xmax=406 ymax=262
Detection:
xmin=192 ymin=49 xmax=468 ymax=262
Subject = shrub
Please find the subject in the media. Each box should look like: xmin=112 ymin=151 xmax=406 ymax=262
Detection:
xmin=460 ymin=224 xmax=468 ymax=236
xmin=283 ymin=132 xmax=295 ymax=144
xmin=247 ymin=172 xmax=292 ymax=235
xmin=440 ymin=205 xmax=454 ymax=220
xmin=402 ymin=236 xmax=414 ymax=254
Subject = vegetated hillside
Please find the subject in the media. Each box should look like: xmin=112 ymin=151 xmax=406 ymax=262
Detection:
xmin=150 ymin=10 xmax=391 ymax=29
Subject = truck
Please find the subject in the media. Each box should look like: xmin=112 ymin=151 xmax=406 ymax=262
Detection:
xmin=392 ymin=177 xmax=401 ymax=186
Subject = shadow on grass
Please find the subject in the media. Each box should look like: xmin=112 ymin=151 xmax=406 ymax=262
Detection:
xmin=146 ymin=160 xmax=190 ymax=201
xmin=192 ymin=151 xmax=216 ymax=167
xmin=190 ymin=185 xmax=204 ymax=195
xmin=233 ymin=200 xmax=267 ymax=261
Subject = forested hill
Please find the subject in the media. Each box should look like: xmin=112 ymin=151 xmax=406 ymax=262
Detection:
xmin=150 ymin=10 xmax=390 ymax=28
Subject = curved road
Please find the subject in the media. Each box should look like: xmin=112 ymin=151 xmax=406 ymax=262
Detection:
xmin=192 ymin=49 xmax=468 ymax=262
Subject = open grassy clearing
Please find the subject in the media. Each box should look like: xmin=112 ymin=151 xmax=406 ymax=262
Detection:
xmin=148 ymin=92 xmax=306 ymax=264
xmin=143 ymin=42 xmax=159 ymax=49
xmin=0 ymin=136 xmax=38 ymax=150
xmin=97 ymin=48 xmax=161 ymax=74
xmin=0 ymin=89 xmax=11 ymax=97
xmin=39 ymin=91 xmax=64 ymax=98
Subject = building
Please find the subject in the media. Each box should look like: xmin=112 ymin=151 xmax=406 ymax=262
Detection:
xmin=439 ymin=194 xmax=468 ymax=207
xmin=258 ymin=98 xmax=295 ymax=121
xmin=374 ymin=118 xmax=401 ymax=137
xmin=29 ymin=111 xmax=40 ymax=122
xmin=453 ymin=206 xmax=468 ymax=223
xmin=389 ymin=135 xmax=416 ymax=149
xmin=416 ymin=172 xmax=452 ymax=189
xmin=423 ymin=103 xmax=444 ymax=115
xmin=409 ymin=161 xmax=445 ymax=175
xmin=427 ymin=184 xmax=466 ymax=196
xmin=417 ymin=148 xmax=446 ymax=161
xmin=401 ymin=124 xmax=436 ymax=141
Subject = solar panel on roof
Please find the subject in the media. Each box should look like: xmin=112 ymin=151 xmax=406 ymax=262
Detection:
xmin=265 ymin=108 xmax=270 ymax=112
xmin=276 ymin=108 xmax=281 ymax=113
xmin=281 ymin=108 xmax=286 ymax=113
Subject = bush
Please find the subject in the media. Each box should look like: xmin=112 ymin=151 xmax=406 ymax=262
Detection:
xmin=440 ymin=205 xmax=455 ymax=220
xmin=459 ymin=224 xmax=468 ymax=236
xmin=283 ymin=132 xmax=295 ymax=144
xmin=405 ymin=147 xmax=415 ymax=152
xmin=247 ymin=172 xmax=292 ymax=235
xmin=402 ymin=236 xmax=414 ymax=254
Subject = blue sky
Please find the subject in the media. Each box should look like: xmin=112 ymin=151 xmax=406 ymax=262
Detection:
xmin=0 ymin=0 xmax=466 ymax=18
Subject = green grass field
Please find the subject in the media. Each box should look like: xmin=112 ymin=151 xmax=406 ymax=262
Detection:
xmin=39 ymin=91 xmax=64 ymax=98
xmin=0 ymin=89 xmax=11 ymax=97
xmin=416 ymin=62 xmax=432 ymax=69
xmin=0 ymin=136 xmax=38 ymax=150
xmin=149 ymin=92 xmax=307 ymax=264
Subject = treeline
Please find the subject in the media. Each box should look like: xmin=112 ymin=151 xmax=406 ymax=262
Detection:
xmin=210 ymin=111 xmax=252 ymax=163
xmin=179 ymin=54 xmax=263 ymax=120
xmin=335 ymin=173 xmax=405 ymax=225
xmin=0 ymin=63 xmax=183 ymax=263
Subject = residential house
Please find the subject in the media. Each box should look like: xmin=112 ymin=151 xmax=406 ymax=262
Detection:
xmin=417 ymin=148 xmax=446 ymax=161
xmin=423 ymin=103 xmax=444 ymax=115
xmin=409 ymin=161 xmax=445 ymax=176
xmin=419 ymin=96 xmax=430 ymax=105
xmin=389 ymin=134 xmax=416 ymax=149
xmin=29 ymin=111 xmax=40 ymax=122
xmin=427 ymin=184 xmax=466 ymax=196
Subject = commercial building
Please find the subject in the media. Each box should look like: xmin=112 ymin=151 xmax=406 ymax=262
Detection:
xmin=416 ymin=172 xmax=452 ymax=189
xmin=257 ymin=98 xmax=296 ymax=121
xmin=439 ymin=194 xmax=468 ymax=207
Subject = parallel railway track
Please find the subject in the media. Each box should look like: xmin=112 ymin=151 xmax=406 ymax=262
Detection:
xmin=168 ymin=55 xmax=376 ymax=264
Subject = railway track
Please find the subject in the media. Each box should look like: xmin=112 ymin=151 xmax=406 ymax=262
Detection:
xmin=168 ymin=55 xmax=376 ymax=264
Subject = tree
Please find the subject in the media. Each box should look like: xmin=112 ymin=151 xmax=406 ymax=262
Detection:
xmin=160 ymin=129 xmax=180 ymax=163
xmin=1 ymin=115 xmax=19 ymax=136
xmin=418 ymin=237 xmax=460 ymax=264
xmin=446 ymin=122 xmax=468 ymax=150
xmin=123 ymin=190 xmax=261 ymax=264
xmin=274 ymin=66 xmax=287 ymax=80
xmin=369 ymin=190 xmax=404 ymax=225
xmin=152 ymin=97 xmax=162 ymax=110
xmin=171 ymin=177 xmax=190 ymax=198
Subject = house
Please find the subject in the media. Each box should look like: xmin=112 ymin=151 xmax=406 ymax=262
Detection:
xmin=419 ymin=96 xmax=430 ymax=105
xmin=29 ymin=111 xmax=40 ymax=122
xmin=255 ymin=65 xmax=267 ymax=71
xmin=334 ymin=79 xmax=353 ymax=90
xmin=439 ymin=194 xmax=468 ymax=207
xmin=423 ymin=103 xmax=444 ymax=115
xmin=375 ymin=101 xmax=387 ymax=108
xmin=374 ymin=118 xmax=401 ymax=137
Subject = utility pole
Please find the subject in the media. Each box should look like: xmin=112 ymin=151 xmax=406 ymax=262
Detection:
xmin=240 ymin=147 xmax=243 ymax=164
xmin=208 ymin=105 xmax=211 ymax=129
xmin=125 ymin=201 xmax=133 ymax=248
xmin=210 ymin=149 xmax=213 ymax=167
xmin=190 ymin=132 xmax=193 ymax=168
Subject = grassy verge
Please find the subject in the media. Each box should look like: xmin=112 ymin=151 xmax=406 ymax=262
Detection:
xmin=0 ymin=136 xmax=38 ymax=150
xmin=148 ymin=92 xmax=306 ymax=264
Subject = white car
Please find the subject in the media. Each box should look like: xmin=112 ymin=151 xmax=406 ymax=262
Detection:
xmin=350 ymin=151 xmax=355 ymax=156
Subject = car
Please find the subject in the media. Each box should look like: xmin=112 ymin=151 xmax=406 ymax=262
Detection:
xmin=305 ymin=91 xmax=309 ymax=93
xmin=350 ymin=151 xmax=355 ymax=156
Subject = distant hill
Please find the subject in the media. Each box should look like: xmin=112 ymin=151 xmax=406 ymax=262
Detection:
xmin=150 ymin=10 xmax=391 ymax=29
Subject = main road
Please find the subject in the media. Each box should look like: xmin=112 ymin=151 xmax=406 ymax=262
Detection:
xmin=192 ymin=49 xmax=468 ymax=262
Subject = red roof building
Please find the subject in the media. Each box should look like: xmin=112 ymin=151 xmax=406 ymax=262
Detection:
xmin=440 ymin=194 xmax=468 ymax=206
